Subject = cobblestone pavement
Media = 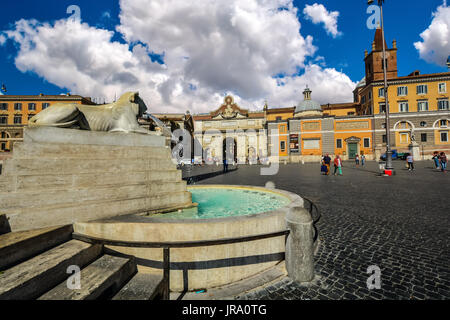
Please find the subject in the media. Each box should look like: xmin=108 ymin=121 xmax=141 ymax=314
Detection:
xmin=195 ymin=161 xmax=450 ymax=300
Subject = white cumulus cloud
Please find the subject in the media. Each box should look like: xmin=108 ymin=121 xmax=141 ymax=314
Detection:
xmin=303 ymin=3 xmax=342 ymax=38
xmin=1 ymin=0 xmax=356 ymax=114
xmin=414 ymin=3 xmax=450 ymax=66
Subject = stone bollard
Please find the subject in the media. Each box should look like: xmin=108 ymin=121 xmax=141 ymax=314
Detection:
xmin=285 ymin=206 xmax=315 ymax=283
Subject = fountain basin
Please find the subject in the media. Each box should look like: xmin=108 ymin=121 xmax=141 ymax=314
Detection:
xmin=73 ymin=185 xmax=303 ymax=291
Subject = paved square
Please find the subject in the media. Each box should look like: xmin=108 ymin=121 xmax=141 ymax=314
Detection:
xmin=196 ymin=161 xmax=450 ymax=300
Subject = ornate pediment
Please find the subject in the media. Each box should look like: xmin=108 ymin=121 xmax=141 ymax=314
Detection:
xmin=210 ymin=96 xmax=249 ymax=119
xmin=344 ymin=136 xmax=361 ymax=143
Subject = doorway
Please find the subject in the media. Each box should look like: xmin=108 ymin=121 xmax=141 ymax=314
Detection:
xmin=348 ymin=143 xmax=358 ymax=159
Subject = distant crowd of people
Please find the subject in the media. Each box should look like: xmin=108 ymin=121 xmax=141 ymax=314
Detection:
xmin=320 ymin=151 xmax=447 ymax=175
xmin=321 ymin=154 xmax=341 ymax=176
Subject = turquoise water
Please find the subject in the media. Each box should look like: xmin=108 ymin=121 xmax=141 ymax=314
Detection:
xmin=152 ymin=187 xmax=290 ymax=219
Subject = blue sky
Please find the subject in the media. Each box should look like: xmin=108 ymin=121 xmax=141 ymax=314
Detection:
xmin=0 ymin=0 xmax=448 ymax=112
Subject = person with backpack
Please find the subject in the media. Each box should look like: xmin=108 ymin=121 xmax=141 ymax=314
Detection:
xmin=439 ymin=152 xmax=447 ymax=172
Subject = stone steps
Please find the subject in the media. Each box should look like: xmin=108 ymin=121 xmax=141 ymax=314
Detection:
xmin=13 ymin=143 xmax=173 ymax=161
xmin=38 ymin=255 xmax=137 ymax=300
xmin=0 ymin=225 xmax=73 ymax=270
xmin=112 ymin=273 xmax=164 ymax=300
xmin=0 ymin=127 xmax=192 ymax=232
xmin=2 ymin=170 xmax=183 ymax=192
xmin=0 ymin=226 xmax=165 ymax=300
xmin=3 ymin=158 xmax=177 ymax=175
xmin=2 ymin=181 xmax=188 ymax=209
xmin=0 ymin=240 xmax=102 ymax=300
xmin=5 ymin=191 xmax=192 ymax=232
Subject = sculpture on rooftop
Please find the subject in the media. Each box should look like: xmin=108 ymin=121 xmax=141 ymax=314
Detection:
xmin=28 ymin=92 xmax=150 ymax=134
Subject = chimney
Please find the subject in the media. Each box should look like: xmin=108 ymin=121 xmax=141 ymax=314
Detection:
xmin=392 ymin=39 xmax=397 ymax=49
xmin=364 ymin=49 xmax=368 ymax=58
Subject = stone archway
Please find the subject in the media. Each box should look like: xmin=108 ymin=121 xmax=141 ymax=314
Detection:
xmin=223 ymin=137 xmax=237 ymax=164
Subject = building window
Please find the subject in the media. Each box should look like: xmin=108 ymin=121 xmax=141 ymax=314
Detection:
xmin=42 ymin=103 xmax=50 ymax=110
xmin=378 ymin=88 xmax=385 ymax=97
xmin=279 ymin=124 xmax=287 ymax=133
xmin=416 ymin=84 xmax=428 ymax=95
xmin=399 ymin=121 xmax=411 ymax=130
xmin=400 ymin=133 xmax=409 ymax=144
xmin=438 ymin=83 xmax=447 ymax=94
xmin=280 ymin=141 xmax=286 ymax=152
xmin=28 ymin=103 xmax=36 ymax=111
xmin=14 ymin=115 xmax=22 ymax=124
xmin=1 ymin=132 xmax=6 ymax=139
xmin=0 ymin=142 xmax=5 ymax=151
xmin=421 ymin=133 xmax=427 ymax=142
xmin=438 ymin=99 xmax=449 ymax=110
xmin=276 ymin=116 xmax=282 ymax=121
xmin=379 ymin=103 xmax=386 ymax=113
xmin=441 ymin=131 xmax=448 ymax=142
xmin=361 ymin=96 xmax=366 ymax=104
xmin=368 ymin=91 xmax=372 ymax=100
xmin=397 ymin=86 xmax=408 ymax=96
xmin=381 ymin=58 xmax=388 ymax=70
xmin=381 ymin=122 xmax=386 ymax=129
xmin=382 ymin=135 xmax=387 ymax=143
xmin=399 ymin=101 xmax=409 ymax=112
xmin=0 ymin=116 xmax=7 ymax=124
xmin=0 ymin=103 xmax=8 ymax=111
xmin=336 ymin=139 xmax=342 ymax=149
xmin=363 ymin=138 xmax=370 ymax=148
xmin=420 ymin=121 xmax=427 ymax=127
xmin=417 ymin=100 xmax=428 ymax=112
xmin=440 ymin=120 xmax=448 ymax=127
xmin=303 ymin=139 xmax=320 ymax=149
xmin=14 ymin=103 xmax=22 ymax=111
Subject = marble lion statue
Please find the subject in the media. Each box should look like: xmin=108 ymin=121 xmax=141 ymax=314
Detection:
xmin=28 ymin=92 xmax=151 ymax=134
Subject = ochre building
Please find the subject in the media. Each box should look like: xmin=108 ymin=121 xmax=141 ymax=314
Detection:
xmin=0 ymin=94 xmax=95 ymax=152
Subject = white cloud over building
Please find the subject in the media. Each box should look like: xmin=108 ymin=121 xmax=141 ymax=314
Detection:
xmin=1 ymin=0 xmax=356 ymax=113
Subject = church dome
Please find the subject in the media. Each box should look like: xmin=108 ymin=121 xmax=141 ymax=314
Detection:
xmin=294 ymin=86 xmax=322 ymax=114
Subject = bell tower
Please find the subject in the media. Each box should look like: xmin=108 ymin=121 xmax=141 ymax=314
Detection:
xmin=364 ymin=27 xmax=398 ymax=84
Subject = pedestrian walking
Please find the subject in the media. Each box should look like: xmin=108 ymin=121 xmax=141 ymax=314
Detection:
xmin=323 ymin=153 xmax=331 ymax=175
xmin=439 ymin=152 xmax=447 ymax=172
xmin=361 ymin=154 xmax=366 ymax=166
xmin=355 ymin=154 xmax=360 ymax=166
xmin=406 ymin=153 xmax=414 ymax=171
xmin=334 ymin=155 xmax=343 ymax=176
xmin=432 ymin=151 xmax=440 ymax=170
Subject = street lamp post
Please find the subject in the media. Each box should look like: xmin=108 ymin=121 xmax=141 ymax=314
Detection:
xmin=368 ymin=0 xmax=393 ymax=172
